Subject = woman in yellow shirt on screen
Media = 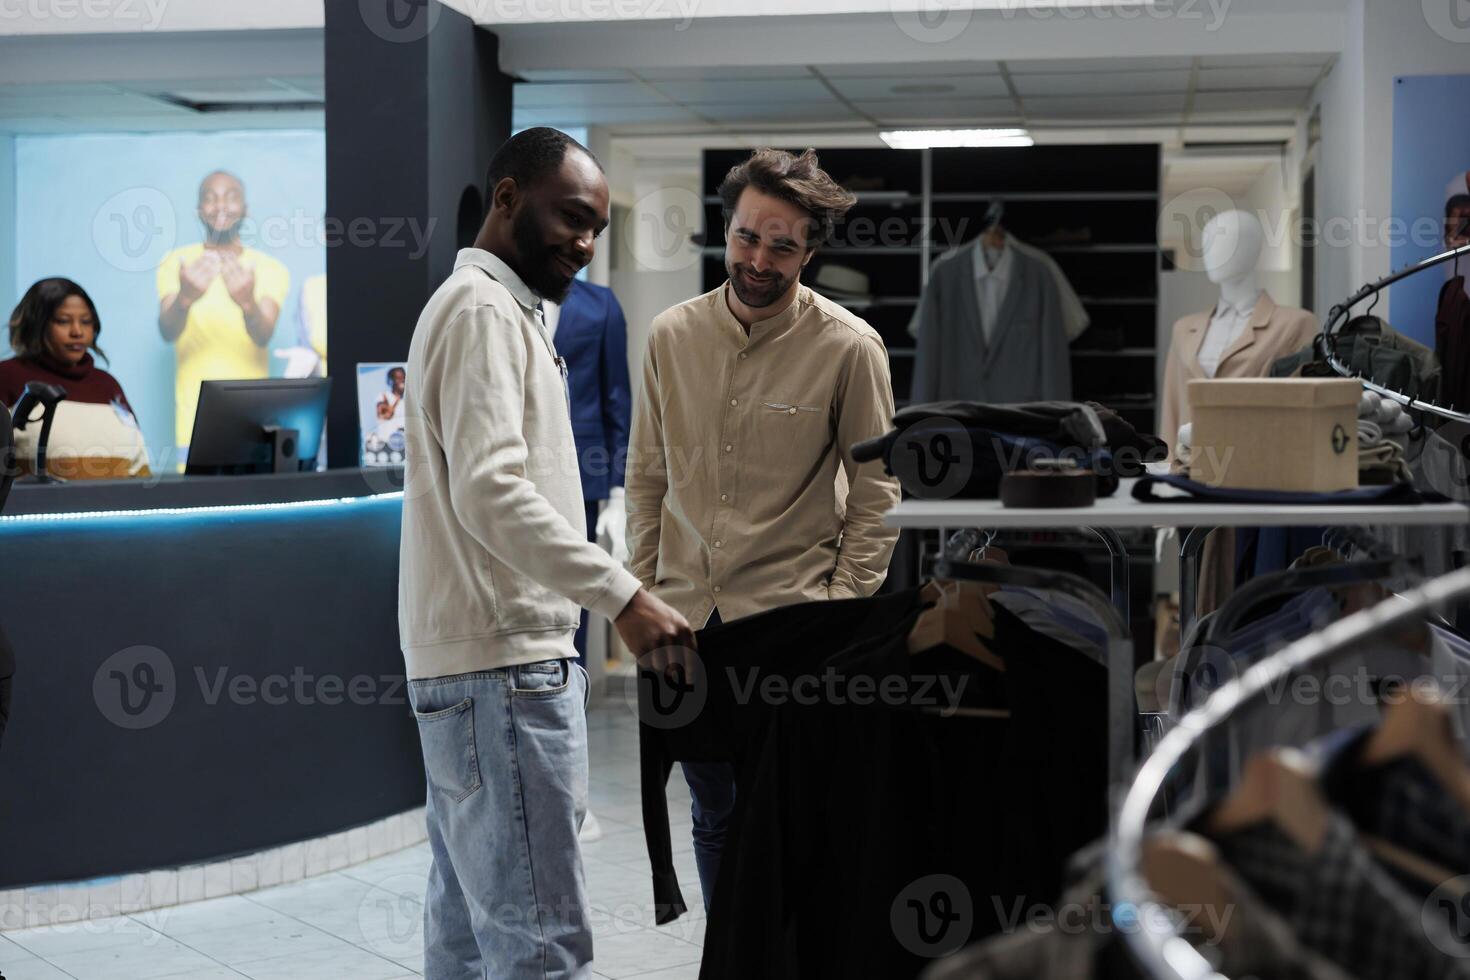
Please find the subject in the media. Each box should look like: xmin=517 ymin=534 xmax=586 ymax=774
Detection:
xmin=156 ymin=170 xmax=289 ymax=454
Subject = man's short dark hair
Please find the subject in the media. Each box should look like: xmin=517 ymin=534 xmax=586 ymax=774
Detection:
xmin=484 ymin=128 xmax=602 ymax=209
xmin=718 ymin=148 xmax=857 ymax=249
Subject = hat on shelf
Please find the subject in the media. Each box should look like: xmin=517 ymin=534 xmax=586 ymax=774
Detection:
xmin=810 ymin=263 xmax=873 ymax=309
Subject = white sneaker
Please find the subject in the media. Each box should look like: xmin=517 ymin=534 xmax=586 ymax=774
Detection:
xmin=579 ymin=809 xmax=604 ymax=843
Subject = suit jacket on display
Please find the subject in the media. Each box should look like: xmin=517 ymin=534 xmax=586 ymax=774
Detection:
xmin=1159 ymin=292 xmax=1319 ymax=467
xmin=556 ymin=279 xmax=632 ymax=502
xmin=910 ymin=242 xmax=1072 ymax=404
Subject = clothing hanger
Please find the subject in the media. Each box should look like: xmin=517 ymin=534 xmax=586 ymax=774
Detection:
xmin=923 ymin=555 xmax=1128 ymax=667
xmin=1199 ymin=747 xmax=1330 ymax=854
xmin=1360 ymin=684 xmax=1470 ymax=816
xmin=909 ymin=578 xmax=1003 ymax=671
xmin=977 ymin=200 xmax=1006 ymax=251
xmin=1141 ymin=832 xmax=1238 ymax=947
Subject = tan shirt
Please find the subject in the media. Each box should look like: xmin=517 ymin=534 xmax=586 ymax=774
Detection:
xmin=627 ymin=282 xmax=901 ymax=627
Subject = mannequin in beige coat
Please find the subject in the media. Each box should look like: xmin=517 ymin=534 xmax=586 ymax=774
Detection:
xmin=1159 ymin=210 xmax=1317 ymax=619
xmin=1160 ymin=211 xmax=1318 ymax=467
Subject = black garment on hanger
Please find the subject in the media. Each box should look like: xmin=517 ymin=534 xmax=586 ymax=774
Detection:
xmin=1437 ymin=276 xmax=1470 ymax=411
xmin=699 ymin=604 xmax=1108 ymax=980
xmin=637 ymin=589 xmax=927 ymax=923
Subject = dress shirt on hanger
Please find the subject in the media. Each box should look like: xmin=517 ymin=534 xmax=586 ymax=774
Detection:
xmin=973 ymin=238 xmax=1014 ymax=344
xmin=1197 ymin=290 xmax=1263 ymax=378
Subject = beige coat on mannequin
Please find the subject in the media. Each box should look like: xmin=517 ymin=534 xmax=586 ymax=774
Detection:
xmin=1160 ymin=291 xmax=1319 ymax=468
xmin=1159 ymin=291 xmax=1318 ymax=620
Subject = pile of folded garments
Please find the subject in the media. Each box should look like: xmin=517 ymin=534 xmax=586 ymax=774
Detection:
xmin=850 ymin=400 xmax=1168 ymax=500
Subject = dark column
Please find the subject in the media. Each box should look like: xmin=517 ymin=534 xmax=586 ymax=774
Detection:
xmin=323 ymin=0 xmax=513 ymax=468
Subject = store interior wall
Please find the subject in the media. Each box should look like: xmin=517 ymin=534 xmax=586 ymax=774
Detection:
xmin=1309 ymin=0 xmax=1469 ymax=325
xmin=0 ymin=134 xmax=14 ymax=318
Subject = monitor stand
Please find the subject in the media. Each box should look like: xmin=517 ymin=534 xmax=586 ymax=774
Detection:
xmin=262 ymin=425 xmax=301 ymax=474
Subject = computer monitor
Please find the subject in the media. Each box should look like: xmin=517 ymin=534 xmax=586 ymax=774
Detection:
xmin=185 ymin=379 xmax=331 ymax=476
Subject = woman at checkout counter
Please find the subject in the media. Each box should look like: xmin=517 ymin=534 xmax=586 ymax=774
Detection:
xmin=1 ymin=277 xmax=150 ymax=479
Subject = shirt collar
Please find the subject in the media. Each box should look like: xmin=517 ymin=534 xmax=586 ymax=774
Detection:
xmin=717 ymin=281 xmax=808 ymax=343
xmin=973 ymin=239 xmax=1013 ymax=283
xmin=455 ymin=248 xmax=541 ymax=313
xmin=1214 ymin=289 xmax=1262 ymax=320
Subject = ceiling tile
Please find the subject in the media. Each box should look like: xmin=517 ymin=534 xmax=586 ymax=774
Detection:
xmin=817 ymin=61 xmax=999 ymax=77
xmin=518 ymin=105 xmax=701 ymax=126
xmin=1024 ymin=92 xmax=1188 ymax=117
xmin=1007 ymin=56 xmax=1193 ymax=74
xmin=1198 ymin=53 xmax=1333 ymax=69
xmin=829 ymin=74 xmax=1010 ymax=102
xmin=649 ymin=78 xmax=835 ymax=104
xmin=1012 ymin=69 xmax=1191 ymax=97
xmin=696 ymin=102 xmax=861 ymax=124
xmin=1191 ymin=89 xmax=1307 ymax=112
xmin=854 ymin=97 xmax=1019 ymax=126
xmin=634 ymin=66 xmax=813 ymax=81
xmin=514 ymin=81 xmax=669 ymax=109
xmin=1196 ymin=66 xmax=1325 ymax=90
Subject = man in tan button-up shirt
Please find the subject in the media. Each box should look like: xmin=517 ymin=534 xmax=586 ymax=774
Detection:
xmin=626 ymin=147 xmax=900 ymax=907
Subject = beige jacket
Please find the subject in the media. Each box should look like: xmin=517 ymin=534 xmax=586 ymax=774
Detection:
xmin=1159 ymin=292 xmax=1319 ymax=465
xmin=626 ymin=283 xmax=900 ymax=628
xmin=398 ymin=249 xmax=642 ymax=680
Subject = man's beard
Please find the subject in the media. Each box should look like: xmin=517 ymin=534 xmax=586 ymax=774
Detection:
xmin=513 ymin=207 xmax=578 ymax=303
xmin=202 ymin=217 xmax=243 ymax=246
xmin=727 ymin=260 xmax=793 ymax=309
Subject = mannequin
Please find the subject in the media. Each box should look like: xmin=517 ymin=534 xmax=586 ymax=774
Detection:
xmin=1160 ymin=210 xmax=1317 ymax=467
xmin=1160 ymin=210 xmax=1318 ymax=622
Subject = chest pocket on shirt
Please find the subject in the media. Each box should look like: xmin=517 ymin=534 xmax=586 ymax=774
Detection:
xmin=757 ymin=400 xmax=832 ymax=471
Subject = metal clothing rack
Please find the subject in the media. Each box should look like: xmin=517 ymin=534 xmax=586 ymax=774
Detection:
xmin=1318 ymin=241 xmax=1470 ymax=421
xmin=924 ymin=546 xmax=1136 ymax=786
xmin=1106 ymin=564 xmax=1470 ymax=980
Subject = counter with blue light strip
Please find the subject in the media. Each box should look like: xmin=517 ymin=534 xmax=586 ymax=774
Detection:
xmin=0 ymin=468 xmax=425 ymax=890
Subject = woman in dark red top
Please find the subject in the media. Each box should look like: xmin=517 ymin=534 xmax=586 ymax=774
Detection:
xmin=2 ymin=278 xmax=150 ymax=478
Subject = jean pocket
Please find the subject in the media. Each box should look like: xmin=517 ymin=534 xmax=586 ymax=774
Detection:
xmin=510 ymin=659 xmax=572 ymax=699
xmin=410 ymin=697 xmax=481 ymax=803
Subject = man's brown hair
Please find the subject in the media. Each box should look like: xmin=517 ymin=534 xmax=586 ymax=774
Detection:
xmin=717 ymin=148 xmax=857 ymax=249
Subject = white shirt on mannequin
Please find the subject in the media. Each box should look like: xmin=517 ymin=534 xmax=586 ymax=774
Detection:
xmin=1196 ymin=290 xmax=1261 ymax=378
xmin=971 ymin=239 xmax=1014 ymax=343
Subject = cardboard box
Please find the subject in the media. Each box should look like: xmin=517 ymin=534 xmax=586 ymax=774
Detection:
xmin=1188 ymin=378 xmax=1360 ymax=492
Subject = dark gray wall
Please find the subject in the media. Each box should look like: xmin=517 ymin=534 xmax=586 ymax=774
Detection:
xmin=324 ymin=0 xmax=513 ymax=467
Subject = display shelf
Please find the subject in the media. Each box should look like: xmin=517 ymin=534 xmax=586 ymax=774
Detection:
xmin=885 ymin=480 xmax=1470 ymax=531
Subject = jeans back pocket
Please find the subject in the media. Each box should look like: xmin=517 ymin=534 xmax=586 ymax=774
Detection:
xmin=410 ymin=696 xmax=481 ymax=803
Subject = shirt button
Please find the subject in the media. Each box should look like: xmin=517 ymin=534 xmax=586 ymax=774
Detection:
xmin=714 ymin=540 xmax=723 ymax=548
xmin=788 ymin=407 xmax=797 ymax=415
xmin=713 ymin=586 xmax=722 ymax=594
xmin=720 ymin=493 xmax=729 ymax=502
xmin=739 ymin=352 xmax=748 ymax=360
xmin=730 ymin=398 xmax=738 ymax=406
xmin=725 ymin=444 xmax=733 ymax=453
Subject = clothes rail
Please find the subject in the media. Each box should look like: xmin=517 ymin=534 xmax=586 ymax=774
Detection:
xmin=1318 ymin=242 xmax=1470 ymax=422
xmin=924 ymin=554 xmax=1135 ymax=785
xmin=1106 ymin=563 xmax=1470 ymax=980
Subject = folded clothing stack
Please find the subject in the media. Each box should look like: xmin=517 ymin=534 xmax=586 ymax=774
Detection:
xmin=851 ymin=400 xmax=1168 ymax=500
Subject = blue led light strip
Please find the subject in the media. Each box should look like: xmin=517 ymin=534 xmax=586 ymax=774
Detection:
xmin=0 ymin=492 xmax=405 ymax=524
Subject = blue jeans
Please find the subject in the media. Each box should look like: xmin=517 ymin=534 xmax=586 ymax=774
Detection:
xmin=681 ymin=608 xmax=736 ymax=912
xmin=681 ymin=760 xmax=737 ymax=912
xmin=409 ymin=659 xmax=592 ymax=980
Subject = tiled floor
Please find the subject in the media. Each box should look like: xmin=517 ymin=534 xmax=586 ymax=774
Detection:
xmin=0 ymin=702 xmax=703 ymax=980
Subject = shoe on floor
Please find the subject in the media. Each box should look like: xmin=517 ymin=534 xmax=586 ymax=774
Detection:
xmin=579 ymin=809 xmax=604 ymax=843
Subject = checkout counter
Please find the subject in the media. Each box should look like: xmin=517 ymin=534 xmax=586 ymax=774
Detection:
xmin=0 ymin=467 xmax=423 ymax=890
